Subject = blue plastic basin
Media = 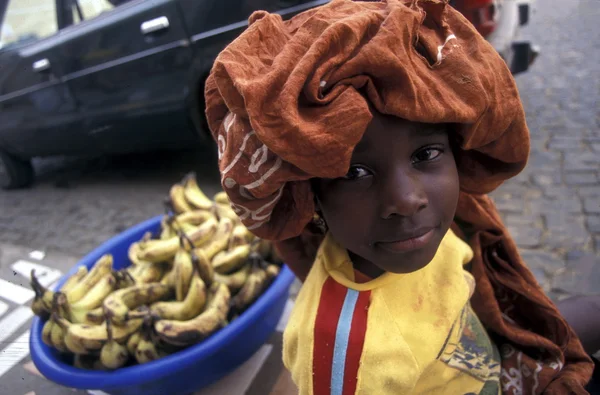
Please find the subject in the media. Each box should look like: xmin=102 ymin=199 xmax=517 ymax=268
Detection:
xmin=30 ymin=215 xmax=294 ymax=395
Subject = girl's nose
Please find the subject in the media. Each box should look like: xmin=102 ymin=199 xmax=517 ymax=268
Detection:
xmin=379 ymin=169 xmax=429 ymax=219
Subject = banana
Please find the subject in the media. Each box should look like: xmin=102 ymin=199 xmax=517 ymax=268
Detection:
xmin=126 ymin=331 xmax=142 ymax=355
xmin=192 ymin=249 xmax=214 ymax=286
xmin=183 ymin=173 xmax=214 ymax=210
xmin=33 ymin=255 xmax=113 ymax=308
xmin=31 ymin=297 xmax=49 ymax=319
xmin=213 ymin=191 xmax=230 ymax=205
xmin=151 ymin=270 xmax=207 ymax=320
xmin=265 ymin=264 xmax=281 ymax=280
xmin=127 ymin=261 xmax=167 ymax=284
xmin=42 ymin=319 xmax=54 ymax=347
xmin=214 ymin=203 xmax=240 ymax=224
xmin=69 ymin=272 xmax=119 ymax=312
xmin=58 ymin=315 xmax=143 ymax=354
xmin=230 ymin=265 xmax=272 ymax=312
xmin=100 ymin=320 xmax=130 ymax=369
xmin=154 ymin=282 xmax=231 ymax=347
xmin=170 ymin=183 xmax=194 ymax=213
xmin=229 ymin=225 xmax=252 ymax=249
xmin=173 ymin=249 xmax=194 ymax=302
xmin=175 ymin=210 xmax=215 ymax=226
xmin=128 ymin=242 xmax=150 ymax=266
xmin=74 ymin=354 xmax=105 ymax=370
xmin=214 ymin=264 xmax=251 ymax=294
xmin=60 ymin=266 xmax=89 ymax=292
xmin=212 ymin=244 xmax=251 ymax=274
xmin=257 ymin=239 xmax=273 ymax=260
xmin=135 ymin=319 xmax=161 ymax=364
xmin=49 ymin=294 xmax=70 ymax=353
xmin=136 ymin=217 xmax=218 ymax=262
xmin=200 ymin=217 xmax=234 ymax=260
xmin=103 ymin=283 xmax=173 ymax=325
xmin=84 ymin=306 xmax=105 ymax=325
xmin=160 ymin=268 xmax=176 ymax=287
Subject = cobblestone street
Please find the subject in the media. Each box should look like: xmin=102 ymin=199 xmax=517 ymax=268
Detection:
xmin=1 ymin=0 xmax=599 ymax=303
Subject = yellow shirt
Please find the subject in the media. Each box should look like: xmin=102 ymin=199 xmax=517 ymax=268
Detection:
xmin=283 ymin=229 xmax=501 ymax=394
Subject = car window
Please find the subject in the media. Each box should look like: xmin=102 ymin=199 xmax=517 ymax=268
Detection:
xmin=0 ymin=0 xmax=58 ymax=49
xmin=71 ymin=0 xmax=131 ymax=24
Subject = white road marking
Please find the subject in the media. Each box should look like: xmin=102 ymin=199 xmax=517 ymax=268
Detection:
xmin=196 ymin=344 xmax=273 ymax=395
xmin=0 ymin=279 xmax=35 ymax=305
xmin=0 ymin=330 xmax=31 ymax=379
xmin=0 ymin=307 xmax=34 ymax=346
xmin=276 ymin=299 xmax=294 ymax=333
xmin=88 ymin=391 xmax=111 ymax=395
xmin=28 ymin=250 xmax=46 ymax=260
xmin=11 ymin=260 xmax=62 ymax=288
xmin=0 ymin=301 xmax=7 ymax=318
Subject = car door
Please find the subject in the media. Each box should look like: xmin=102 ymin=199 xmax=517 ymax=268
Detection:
xmin=0 ymin=0 xmax=87 ymax=158
xmin=58 ymin=0 xmax=197 ymax=154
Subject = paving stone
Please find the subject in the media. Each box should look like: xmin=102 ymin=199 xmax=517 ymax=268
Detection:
xmin=529 ymin=197 xmax=583 ymax=215
xmin=505 ymin=214 xmax=542 ymax=227
xmin=564 ymin=172 xmax=598 ymax=185
xmin=577 ymin=187 xmax=600 ymax=197
xmin=551 ymin=252 xmax=600 ymax=296
xmin=493 ymin=198 xmax=526 ymax=214
xmin=548 ymin=139 xmax=583 ymax=150
xmin=591 ymin=143 xmax=600 ymax=152
xmin=529 ymin=267 xmax=550 ymax=292
xmin=583 ymin=197 xmax=600 ymax=214
xmin=544 ymin=215 xmax=591 ymax=251
xmin=519 ymin=249 xmax=566 ymax=275
xmin=507 ymin=226 xmax=543 ymax=248
xmin=587 ymin=216 xmax=600 ymax=233
xmin=595 ymin=236 xmax=600 ymax=252
xmin=531 ymin=172 xmax=562 ymax=187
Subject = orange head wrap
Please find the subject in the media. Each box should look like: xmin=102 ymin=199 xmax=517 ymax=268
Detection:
xmin=205 ymin=0 xmax=593 ymax=392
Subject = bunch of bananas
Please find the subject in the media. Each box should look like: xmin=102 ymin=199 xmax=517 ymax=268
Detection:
xmin=30 ymin=173 xmax=282 ymax=371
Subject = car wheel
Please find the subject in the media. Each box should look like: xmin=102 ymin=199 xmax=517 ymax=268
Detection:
xmin=0 ymin=150 xmax=34 ymax=189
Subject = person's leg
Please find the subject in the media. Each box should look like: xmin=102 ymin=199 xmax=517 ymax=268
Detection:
xmin=556 ymin=295 xmax=600 ymax=355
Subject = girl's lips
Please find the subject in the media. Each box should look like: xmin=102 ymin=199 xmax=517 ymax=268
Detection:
xmin=375 ymin=228 xmax=435 ymax=253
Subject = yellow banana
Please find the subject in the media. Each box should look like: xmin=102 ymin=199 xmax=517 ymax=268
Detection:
xmin=183 ymin=173 xmax=214 ymax=210
xmin=137 ymin=217 xmax=218 ymax=262
xmin=175 ymin=210 xmax=215 ymax=226
xmin=214 ymin=264 xmax=251 ymax=294
xmin=200 ymin=217 xmax=234 ymax=260
xmin=49 ymin=294 xmax=71 ymax=353
xmin=231 ymin=265 xmax=272 ymax=312
xmin=192 ymin=249 xmax=214 ymax=287
xmin=128 ymin=242 xmax=150 ymax=266
xmin=126 ymin=331 xmax=142 ymax=356
xmin=214 ymin=203 xmax=240 ymax=224
xmin=60 ymin=266 xmax=88 ymax=292
xmin=173 ymin=249 xmax=194 ymax=302
xmin=127 ymin=261 xmax=167 ymax=284
xmin=31 ymin=297 xmax=49 ymax=319
xmin=151 ymin=270 xmax=207 ymax=320
xmin=228 ymin=225 xmax=252 ymax=249
xmin=212 ymin=244 xmax=251 ymax=274
xmin=103 ymin=283 xmax=173 ymax=325
xmin=160 ymin=268 xmax=176 ymax=287
xmin=170 ymin=183 xmax=194 ymax=213
xmin=154 ymin=282 xmax=231 ymax=347
xmin=69 ymin=272 xmax=118 ymax=311
xmin=213 ymin=191 xmax=230 ymax=205
xmin=265 ymin=264 xmax=281 ymax=280
xmin=58 ymin=315 xmax=143 ymax=354
xmin=42 ymin=319 xmax=54 ymax=347
xmin=100 ymin=320 xmax=130 ymax=369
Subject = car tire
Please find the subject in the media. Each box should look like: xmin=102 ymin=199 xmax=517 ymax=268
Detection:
xmin=0 ymin=150 xmax=34 ymax=189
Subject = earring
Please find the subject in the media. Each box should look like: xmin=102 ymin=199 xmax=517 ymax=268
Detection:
xmin=311 ymin=212 xmax=328 ymax=234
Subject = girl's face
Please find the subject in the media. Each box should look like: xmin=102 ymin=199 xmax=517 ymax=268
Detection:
xmin=313 ymin=112 xmax=460 ymax=277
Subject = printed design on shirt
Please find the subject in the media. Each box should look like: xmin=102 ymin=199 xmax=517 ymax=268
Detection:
xmin=313 ymin=277 xmax=371 ymax=395
xmin=439 ymin=305 xmax=501 ymax=384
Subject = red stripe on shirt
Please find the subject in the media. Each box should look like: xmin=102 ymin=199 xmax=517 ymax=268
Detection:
xmin=342 ymin=290 xmax=371 ymax=395
xmin=313 ymin=277 xmax=348 ymax=395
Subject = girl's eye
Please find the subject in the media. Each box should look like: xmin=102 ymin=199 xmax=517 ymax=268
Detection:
xmin=343 ymin=165 xmax=372 ymax=180
xmin=412 ymin=147 xmax=443 ymax=163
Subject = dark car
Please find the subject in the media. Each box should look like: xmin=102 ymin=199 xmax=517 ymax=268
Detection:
xmin=0 ymin=0 xmax=536 ymax=189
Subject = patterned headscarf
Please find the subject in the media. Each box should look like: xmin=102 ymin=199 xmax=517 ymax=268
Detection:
xmin=205 ymin=0 xmax=593 ymax=393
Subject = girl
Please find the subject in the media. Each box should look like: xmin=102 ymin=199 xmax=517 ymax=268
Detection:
xmin=204 ymin=0 xmax=596 ymax=393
